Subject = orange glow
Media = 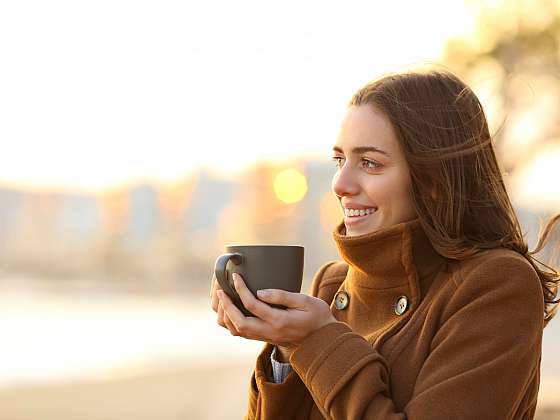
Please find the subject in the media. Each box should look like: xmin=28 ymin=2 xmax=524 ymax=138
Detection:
xmin=511 ymin=143 xmax=560 ymax=212
xmin=273 ymin=169 xmax=308 ymax=204
xmin=98 ymin=190 xmax=129 ymax=235
xmin=159 ymin=177 xmax=197 ymax=223
xmin=319 ymin=191 xmax=342 ymax=233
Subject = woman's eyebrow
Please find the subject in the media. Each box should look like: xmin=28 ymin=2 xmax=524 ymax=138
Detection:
xmin=332 ymin=145 xmax=390 ymax=157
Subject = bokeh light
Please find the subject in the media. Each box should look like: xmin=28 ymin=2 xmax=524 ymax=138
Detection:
xmin=273 ymin=169 xmax=308 ymax=204
xmin=512 ymin=143 xmax=560 ymax=212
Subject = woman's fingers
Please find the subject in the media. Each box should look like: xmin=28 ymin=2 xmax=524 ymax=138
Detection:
xmin=222 ymin=306 xmax=239 ymax=336
xmin=231 ymin=274 xmax=283 ymax=322
xmin=233 ymin=274 xmax=307 ymax=316
xmin=218 ymin=300 xmax=238 ymax=335
xmin=217 ymin=289 xmax=270 ymax=340
xmin=215 ymin=272 xmax=338 ymax=348
xmin=211 ymin=274 xmax=222 ymax=313
xmin=217 ymin=299 xmax=226 ymax=327
xmin=256 ymin=287 xmax=308 ymax=310
xmin=213 ymin=273 xmax=265 ymax=336
xmin=214 ymin=277 xmax=243 ymax=338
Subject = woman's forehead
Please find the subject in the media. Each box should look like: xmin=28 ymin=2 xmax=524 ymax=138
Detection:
xmin=335 ymin=105 xmax=400 ymax=154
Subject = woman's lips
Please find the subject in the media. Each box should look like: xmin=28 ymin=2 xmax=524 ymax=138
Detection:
xmin=343 ymin=207 xmax=377 ymax=225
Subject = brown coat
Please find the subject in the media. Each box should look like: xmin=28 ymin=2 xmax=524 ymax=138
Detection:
xmin=244 ymin=219 xmax=544 ymax=419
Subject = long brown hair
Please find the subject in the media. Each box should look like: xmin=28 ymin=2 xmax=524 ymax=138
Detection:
xmin=350 ymin=69 xmax=559 ymax=326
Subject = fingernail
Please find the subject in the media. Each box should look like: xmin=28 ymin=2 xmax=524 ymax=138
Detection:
xmin=257 ymin=290 xmax=269 ymax=298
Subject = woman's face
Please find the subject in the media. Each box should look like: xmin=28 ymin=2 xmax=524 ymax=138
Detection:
xmin=331 ymin=104 xmax=417 ymax=236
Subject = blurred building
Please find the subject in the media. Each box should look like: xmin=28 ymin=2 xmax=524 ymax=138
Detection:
xmin=54 ymin=194 xmax=100 ymax=242
xmin=0 ymin=187 xmax=23 ymax=244
xmin=124 ymin=184 xmax=160 ymax=247
xmin=0 ymin=157 xmax=557 ymax=292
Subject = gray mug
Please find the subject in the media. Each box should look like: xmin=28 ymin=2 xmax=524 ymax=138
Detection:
xmin=214 ymin=245 xmax=304 ymax=317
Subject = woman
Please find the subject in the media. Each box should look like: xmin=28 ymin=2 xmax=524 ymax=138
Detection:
xmin=210 ymin=70 xmax=559 ymax=419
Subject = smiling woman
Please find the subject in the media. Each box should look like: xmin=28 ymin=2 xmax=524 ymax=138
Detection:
xmin=210 ymin=69 xmax=560 ymax=420
xmin=330 ymin=105 xmax=417 ymax=236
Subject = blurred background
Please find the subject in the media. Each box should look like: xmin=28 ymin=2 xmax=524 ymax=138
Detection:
xmin=0 ymin=0 xmax=559 ymax=419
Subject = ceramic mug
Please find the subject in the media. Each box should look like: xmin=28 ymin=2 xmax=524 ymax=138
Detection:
xmin=214 ymin=245 xmax=304 ymax=316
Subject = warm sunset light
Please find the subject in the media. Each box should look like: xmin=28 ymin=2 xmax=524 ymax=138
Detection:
xmin=2 ymin=2 xmax=560 ymax=419
xmin=273 ymin=169 xmax=308 ymax=204
xmin=0 ymin=0 xmax=473 ymax=192
xmin=511 ymin=144 xmax=560 ymax=212
xmin=319 ymin=191 xmax=342 ymax=232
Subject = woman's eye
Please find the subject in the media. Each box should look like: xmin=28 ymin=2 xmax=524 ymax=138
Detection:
xmin=362 ymin=159 xmax=382 ymax=170
xmin=331 ymin=156 xmax=344 ymax=168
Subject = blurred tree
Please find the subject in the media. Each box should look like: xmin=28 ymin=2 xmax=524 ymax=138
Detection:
xmin=442 ymin=0 xmax=560 ymax=174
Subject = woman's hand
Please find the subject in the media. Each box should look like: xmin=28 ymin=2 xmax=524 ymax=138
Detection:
xmin=214 ymin=273 xmax=337 ymax=351
xmin=210 ymin=273 xmax=240 ymax=337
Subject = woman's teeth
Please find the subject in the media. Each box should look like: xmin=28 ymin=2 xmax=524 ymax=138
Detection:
xmin=344 ymin=208 xmax=376 ymax=217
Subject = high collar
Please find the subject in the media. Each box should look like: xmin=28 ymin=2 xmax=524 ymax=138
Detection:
xmin=333 ymin=219 xmax=445 ymax=293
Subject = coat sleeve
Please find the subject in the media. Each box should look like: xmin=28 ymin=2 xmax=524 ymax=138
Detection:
xmin=244 ymin=261 xmax=348 ymax=420
xmin=288 ymin=254 xmax=544 ymax=420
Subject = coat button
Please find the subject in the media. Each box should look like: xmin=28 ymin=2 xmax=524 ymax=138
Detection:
xmin=334 ymin=291 xmax=349 ymax=310
xmin=394 ymin=296 xmax=408 ymax=315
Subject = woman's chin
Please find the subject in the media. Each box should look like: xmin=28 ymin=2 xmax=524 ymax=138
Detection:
xmin=345 ymin=221 xmax=379 ymax=237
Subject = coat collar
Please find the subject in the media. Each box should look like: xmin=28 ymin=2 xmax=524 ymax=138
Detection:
xmin=332 ymin=219 xmax=446 ymax=296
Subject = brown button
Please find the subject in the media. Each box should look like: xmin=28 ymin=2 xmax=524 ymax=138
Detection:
xmin=334 ymin=291 xmax=349 ymax=310
xmin=394 ymin=296 xmax=408 ymax=315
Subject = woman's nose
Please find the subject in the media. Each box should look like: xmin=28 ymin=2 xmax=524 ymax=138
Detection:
xmin=331 ymin=165 xmax=360 ymax=197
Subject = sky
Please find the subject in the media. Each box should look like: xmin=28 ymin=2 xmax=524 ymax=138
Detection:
xmin=0 ymin=0 xmax=474 ymax=192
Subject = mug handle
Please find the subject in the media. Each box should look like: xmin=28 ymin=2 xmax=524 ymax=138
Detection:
xmin=214 ymin=253 xmax=244 ymax=301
